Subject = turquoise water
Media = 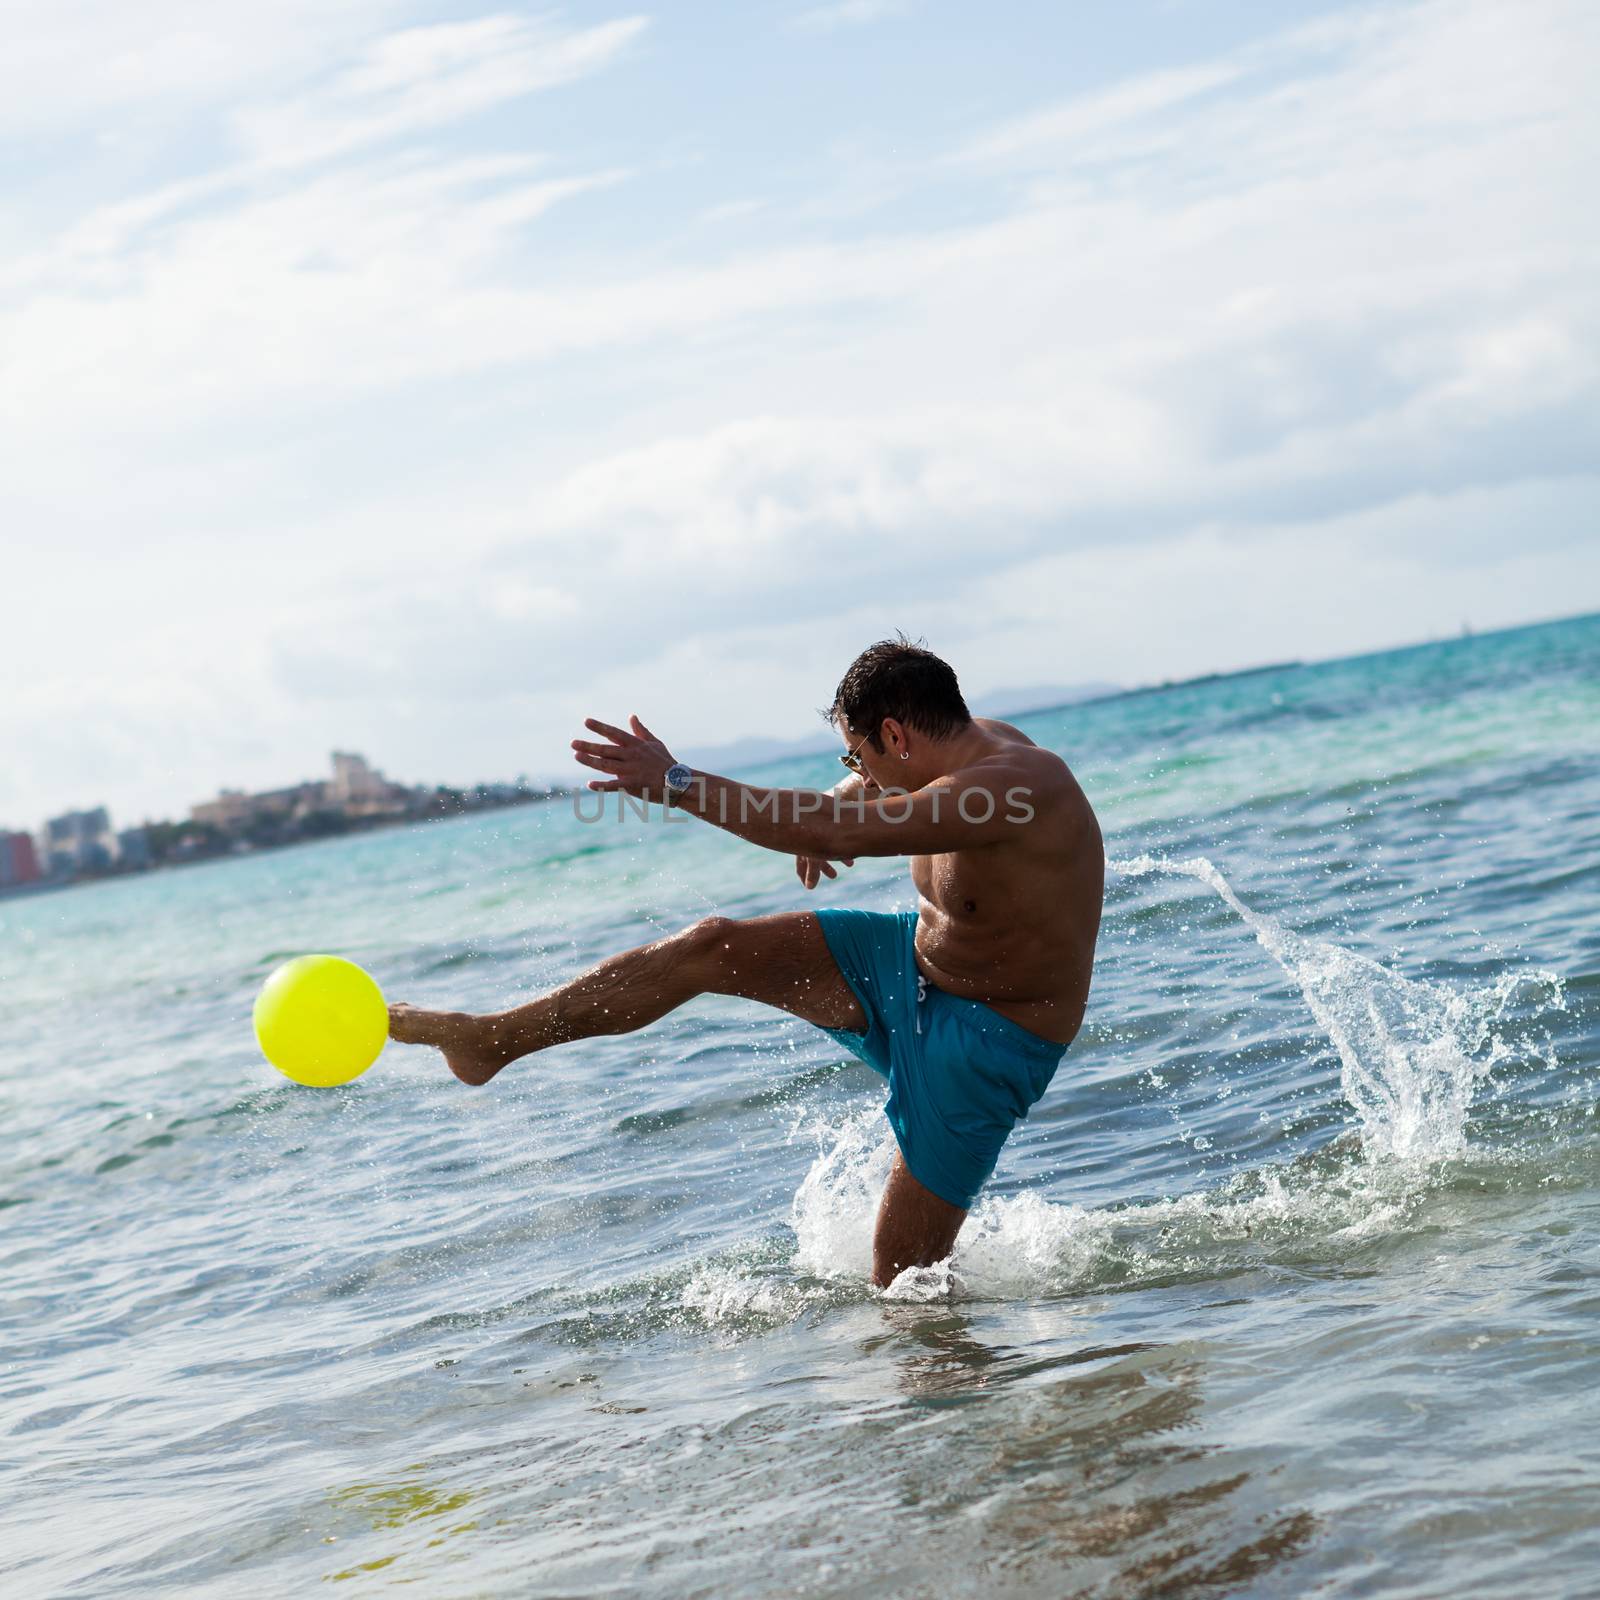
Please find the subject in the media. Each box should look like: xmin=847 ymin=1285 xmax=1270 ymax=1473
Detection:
xmin=3 ymin=613 xmax=1597 ymax=1597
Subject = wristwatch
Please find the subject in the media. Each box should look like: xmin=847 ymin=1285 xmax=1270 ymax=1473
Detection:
xmin=663 ymin=763 xmax=695 ymax=804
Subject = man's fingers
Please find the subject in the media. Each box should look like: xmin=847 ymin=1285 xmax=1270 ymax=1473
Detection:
xmin=584 ymin=717 xmax=631 ymax=742
xmin=572 ymin=750 xmax=621 ymax=771
xmin=572 ymin=739 xmax=625 ymax=760
xmin=586 ymin=779 xmax=620 ymax=791
xmin=794 ymin=854 xmax=836 ymax=890
xmin=630 ymin=713 xmax=658 ymax=741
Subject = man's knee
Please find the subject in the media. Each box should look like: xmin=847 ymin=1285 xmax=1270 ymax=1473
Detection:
xmin=678 ymin=915 xmax=742 ymax=976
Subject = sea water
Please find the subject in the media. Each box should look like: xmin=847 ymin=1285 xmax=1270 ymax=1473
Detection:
xmin=2 ymin=612 xmax=1597 ymax=1597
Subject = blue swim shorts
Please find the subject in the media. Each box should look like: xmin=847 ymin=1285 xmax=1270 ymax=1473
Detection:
xmin=812 ymin=907 xmax=1068 ymax=1211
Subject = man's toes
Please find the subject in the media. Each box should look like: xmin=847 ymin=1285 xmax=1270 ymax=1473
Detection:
xmin=388 ymin=1003 xmax=432 ymax=1043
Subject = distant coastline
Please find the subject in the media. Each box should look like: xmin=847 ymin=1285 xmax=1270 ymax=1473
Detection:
xmin=0 ymin=785 xmax=576 ymax=904
xmin=1069 ymin=657 xmax=1303 ymax=713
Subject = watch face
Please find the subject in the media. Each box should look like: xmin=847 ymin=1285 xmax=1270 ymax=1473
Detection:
xmin=666 ymin=764 xmax=692 ymax=790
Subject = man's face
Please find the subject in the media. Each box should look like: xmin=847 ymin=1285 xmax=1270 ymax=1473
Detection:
xmin=840 ymin=725 xmax=883 ymax=791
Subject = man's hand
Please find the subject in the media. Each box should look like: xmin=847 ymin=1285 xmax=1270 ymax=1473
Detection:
xmin=796 ymin=853 xmax=854 ymax=891
xmin=571 ymin=715 xmax=676 ymax=800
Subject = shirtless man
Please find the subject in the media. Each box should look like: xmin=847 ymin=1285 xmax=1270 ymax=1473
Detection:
xmin=388 ymin=637 xmax=1104 ymax=1287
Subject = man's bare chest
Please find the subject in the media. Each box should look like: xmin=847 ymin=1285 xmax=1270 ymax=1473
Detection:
xmin=910 ymin=850 xmax=987 ymax=920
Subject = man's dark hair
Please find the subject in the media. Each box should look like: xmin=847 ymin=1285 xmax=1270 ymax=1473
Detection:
xmin=825 ymin=633 xmax=972 ymax=748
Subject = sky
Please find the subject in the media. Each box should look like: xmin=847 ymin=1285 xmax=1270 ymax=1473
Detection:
xmin=4 ymin=0 xmax=1598 ymax=828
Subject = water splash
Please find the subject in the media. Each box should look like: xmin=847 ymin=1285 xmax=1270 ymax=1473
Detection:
xmin=787 ymin=1107 xmax=1107 ymax=1302
xmin=790 ymin=1106 xmax=892 ymax=1282
xmin=772 ymin=855 xmax=1567 ymax=1305
xmin=780 ymin=1107 xmax=1454 ymax=1306
xmin=1109 ymin=853 xmax=1564 ymax=1160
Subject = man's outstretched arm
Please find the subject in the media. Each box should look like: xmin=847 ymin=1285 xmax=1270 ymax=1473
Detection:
xmin=571 ymin=715 xmax=1034 ymax=859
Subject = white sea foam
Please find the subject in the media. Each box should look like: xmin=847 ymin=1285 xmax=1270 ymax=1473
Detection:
xmin=1108 ymin=852 xmax=1565 ymax=1160
xmin=881 ymin=1258 xmax=964 ymax=1302
xmin=954 ymin=1190 xmax=1122 ymax=1297
xmin=679 ymin=1263 xmax=814 ymax=1328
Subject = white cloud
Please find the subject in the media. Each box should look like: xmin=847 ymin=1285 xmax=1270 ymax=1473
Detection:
xmin=960 ymin=479 xmax=1600 ymax=683
xmin=0 ymin=0 xmax=407 ymax=131
xmin=235 ymin=13 xmax=649 ymax=172
xmin=792 ymin=0 xmax=913 ymax=32
xmin=959 ymin=61 xmax=1244 ymax=165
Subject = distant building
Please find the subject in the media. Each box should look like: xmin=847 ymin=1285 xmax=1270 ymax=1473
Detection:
xmin=0 ymin=830 xmax=42 ymax=887
xmin=190 ymin=783 xmax=321 ymax=831
xmin=330 ymin=751 xmax=402 ymax=805
xmin=39 ymin=808 xmax=118 ymax=876
xmin=117 ymin=827 xmax=152 ymax=871
xmin=189 ymin=789 xmax=255 ymax=831
xmin=327 ymin=752 xmax=408 ymax=817
xmin=189 ymin=754 xmax=407 ymax=838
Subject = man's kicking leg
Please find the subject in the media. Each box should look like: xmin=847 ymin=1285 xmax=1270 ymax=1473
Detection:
xmin=389 ymin=909 xmax=968 ymax=1285
xmin=388 ymin=912 xmax=865 ymax=1086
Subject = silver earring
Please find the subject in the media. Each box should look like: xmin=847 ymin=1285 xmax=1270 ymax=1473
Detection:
xmin=900 ymin=751 xmax=910 ymax=759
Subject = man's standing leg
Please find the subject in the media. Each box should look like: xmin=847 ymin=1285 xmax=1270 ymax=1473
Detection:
xmin=871 ymin=1154 xmax=966 ymax=1288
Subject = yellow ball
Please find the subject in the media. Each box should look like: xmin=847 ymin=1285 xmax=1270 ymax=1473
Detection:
xmin=253 ymin=954 xmax=388 ymax=1087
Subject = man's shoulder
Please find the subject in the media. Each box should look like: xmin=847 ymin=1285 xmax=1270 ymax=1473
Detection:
xmin=972 ymin=716 xmax=1035 ymax=746
xmin=945 ymin=741 xmax=1094 ymax=843
xmin=959 ymin=739 xmax=1071 ymax=787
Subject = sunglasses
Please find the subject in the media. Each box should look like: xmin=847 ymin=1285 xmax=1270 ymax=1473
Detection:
xmin=839 ymin=731 xmax=873 ymax=774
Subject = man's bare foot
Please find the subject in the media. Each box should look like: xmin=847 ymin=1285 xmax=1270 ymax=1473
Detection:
xmin=388 ymin=1003 xmax=516 ymax=1087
